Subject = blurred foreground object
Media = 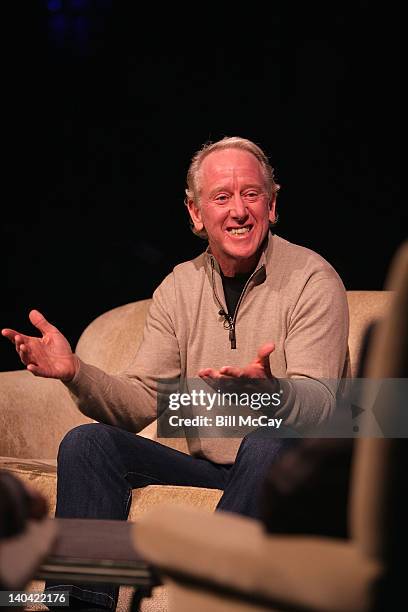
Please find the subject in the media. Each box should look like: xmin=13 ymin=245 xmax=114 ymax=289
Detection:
xmin=0 ymin=471 xmax=55 ymax=590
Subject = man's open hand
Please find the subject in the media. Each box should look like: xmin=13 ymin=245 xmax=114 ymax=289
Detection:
xmin=198 ymin=342 xmax=276 ymax=380
xmin=1 ymin=309 xmax=78 ymax=381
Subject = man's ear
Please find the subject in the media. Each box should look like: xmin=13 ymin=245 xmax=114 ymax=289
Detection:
xmin=187 ymin=199 xmax=204 ymax=233
xmin=268 ymin=194 xmax=277 ymax=224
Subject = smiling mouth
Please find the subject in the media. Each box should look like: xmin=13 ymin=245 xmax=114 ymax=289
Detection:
xmin=226 ymin=225 xmax=253 ymax=236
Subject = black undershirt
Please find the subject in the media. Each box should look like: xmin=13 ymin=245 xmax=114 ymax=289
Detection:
xmin=221 ymin=271 xmax=252 ymax=318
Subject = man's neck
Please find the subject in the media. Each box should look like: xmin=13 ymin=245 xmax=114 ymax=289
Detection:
xmin=219 ymin=257 xmax=258 ymax=278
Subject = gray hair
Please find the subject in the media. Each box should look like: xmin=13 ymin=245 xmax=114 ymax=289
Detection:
xmin=185 ymin=136 xmax=280 ymax=238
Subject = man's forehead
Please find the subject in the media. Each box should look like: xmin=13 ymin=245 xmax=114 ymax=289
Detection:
xmin=200 ymin=148 xmax=263 ymax=179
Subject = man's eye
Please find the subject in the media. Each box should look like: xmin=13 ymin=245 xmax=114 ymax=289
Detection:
xmin=214 ymin=194 xmax=230 ymax=204
xmin=244 ymin=191 xmax=260 ymax=200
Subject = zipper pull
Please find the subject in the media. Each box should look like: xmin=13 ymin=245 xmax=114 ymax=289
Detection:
xmin=229 ymin=324 xmax=236 ymax=350
xmin=218 ymin=310 xmax=237 ymax=349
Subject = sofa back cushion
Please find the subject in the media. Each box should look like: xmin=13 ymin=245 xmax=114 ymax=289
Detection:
xmin=75 ymin=300 xmax=152 ymax=373
xmin=346 ymin=291 xmax=393 ymax=377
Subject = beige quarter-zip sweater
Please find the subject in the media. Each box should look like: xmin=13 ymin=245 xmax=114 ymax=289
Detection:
xmin=66 ymin=233 xmax=349 ymax=463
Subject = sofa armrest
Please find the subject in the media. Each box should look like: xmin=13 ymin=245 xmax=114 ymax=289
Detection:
xmin=135 ymin=505 xmax=381 ymax=612
xmin=0 ymin=370 xmax=91 ymax=460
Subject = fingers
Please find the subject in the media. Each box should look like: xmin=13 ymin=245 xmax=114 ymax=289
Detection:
xmin=29 ymin=309 xmax=54 ymax=334
xmin=1 ymin=328 xmax=21 ymax=344
xmin=198 ymin=368 xmax=218 ymax=378
xmin=13 ymin=339 xmax=37 ymax=369
xmin=1 ymin=328 xmax=38 ymax=370
xmin=2 ymin=331 xmax=29 ymax=360
xmin=219 ymin=365 xmax=244 ymax=377
xmin=2 ymin=310 xmax=54 ymax=342
xmin=198 ymin=367 xmax=236 ymax=379
xmin=18 ymin=342 xmax=27 ymax=363
xmin=8 ymin=334 xmax=37 ymax=368
xmin=27 ymin=364 xmax=42 ymax=376
xmin=198 ymin=369 xmax=224 ymax=393
xmin=2 ymin=320 xmax=49 ymax=375
xmin=18 ymin=343 xmax=38 ymax=367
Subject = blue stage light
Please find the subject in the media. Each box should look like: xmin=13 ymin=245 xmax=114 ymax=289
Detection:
xmin=47 ymin=0 xmax=62 ymax=11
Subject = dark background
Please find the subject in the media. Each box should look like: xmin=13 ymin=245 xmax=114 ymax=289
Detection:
xmin=2 ymin=1 xmax=406 ymax=372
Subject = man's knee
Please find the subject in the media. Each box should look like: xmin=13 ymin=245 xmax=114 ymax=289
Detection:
xmin=238 ymin=430 xmax=293 ymax=464
xmin=58 ymin=423 xmax=114 ymax=462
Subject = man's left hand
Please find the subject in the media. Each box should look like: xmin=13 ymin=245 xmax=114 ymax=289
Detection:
xmin=198 ymin=342 xmax=275 ymax=380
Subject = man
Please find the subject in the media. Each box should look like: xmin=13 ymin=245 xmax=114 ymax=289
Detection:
xmin=2 ymin=137 xmax=349 ymax=610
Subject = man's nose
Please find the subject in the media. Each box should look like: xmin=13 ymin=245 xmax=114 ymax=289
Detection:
xmin=230 ymin=195 xmax=248 ymax=220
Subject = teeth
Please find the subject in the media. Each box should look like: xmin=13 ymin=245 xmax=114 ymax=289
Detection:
xmin=229 ymin=227 xmax=251 ymax=235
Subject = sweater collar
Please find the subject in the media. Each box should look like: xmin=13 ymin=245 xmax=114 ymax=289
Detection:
xmin=205 ymin=230 xmax=274 ymax=285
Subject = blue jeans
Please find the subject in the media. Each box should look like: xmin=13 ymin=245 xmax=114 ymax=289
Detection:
xmin=46 ymin=423 xmax=288 ymax=609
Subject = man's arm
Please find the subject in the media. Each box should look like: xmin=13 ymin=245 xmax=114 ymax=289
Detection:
xmin=278 ymin=271 xmax=349 ymax=426
xmin=67 ymin=274 xmax=181 ymax=431
xmin=2 ymin=274 xmax=181 ymax=433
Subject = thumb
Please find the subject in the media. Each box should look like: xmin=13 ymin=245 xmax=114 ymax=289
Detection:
xmin=256 ymin=342 xmax=275 ymax=375
xmin=29 ymin=310 xmax=55 ymax=334
xmin=257 ymin=342 xmax=275 ymax=361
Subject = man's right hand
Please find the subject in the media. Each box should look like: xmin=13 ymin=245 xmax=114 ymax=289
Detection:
xmin=1 ymin=309 xmax=79 ymax=382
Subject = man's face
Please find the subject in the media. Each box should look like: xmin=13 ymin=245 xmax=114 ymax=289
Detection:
xmin=188 ymin=148 xmax=276 ymax=276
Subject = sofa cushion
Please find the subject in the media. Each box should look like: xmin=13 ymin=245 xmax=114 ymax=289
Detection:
xmin=131 ymin=485 xmax=222 ymax=520
xmin=0 ymin=371 xmax=92 ymax=460
xmin=0 ymin=458 xmax=58 ymax=516
xmin=0 ymin=458 xmax=222 ymax=520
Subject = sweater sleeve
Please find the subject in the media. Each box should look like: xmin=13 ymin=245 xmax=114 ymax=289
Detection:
xmin=65 ymin=273 xmax=181 ymax=432
xmin=275 ymin=269 xmax=349 ymax=428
